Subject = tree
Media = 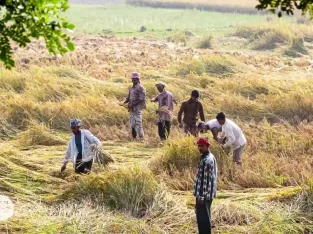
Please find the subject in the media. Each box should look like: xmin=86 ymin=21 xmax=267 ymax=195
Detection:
xmin=257 ymin=0 xmax=313 ymax=18
xmin=0 ymin=0 xmax=74 ymax=69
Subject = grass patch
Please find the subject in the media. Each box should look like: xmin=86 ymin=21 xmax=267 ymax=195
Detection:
xmin=285 ymin=37 xmax=310 ymax=57
xmin=176 ymin=54 xmax=238 ymax=77
xmin=197 ymin=36 xmax=213 ymax=49
xmin=64 ymin=166 xmax=160 ymax=217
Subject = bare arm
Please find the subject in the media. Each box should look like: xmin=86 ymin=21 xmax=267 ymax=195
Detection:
xmin=199 ymin=103 xmax=205 ymax=122
xmin=151 ymin=96 xmax=158 ymax=102
xmin=211 ymin=128 xmax=219 ymax=142
xmin=177 ymin=103 xmax=185 ymax=124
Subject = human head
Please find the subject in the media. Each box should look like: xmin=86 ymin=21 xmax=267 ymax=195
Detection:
xmin=155 ymin=81 xmax=166 ymax=93
xmin=131 ymin=72 xmax=140 ymax=86
xmin=216 ymin=112 xmax=226 ymax=125
xmin=191 ymin=90 xmax=200 ymax=101
xmin=197 ymin=138 xmax=210 ymax=154
xmin=197 ymin=122 xmax=208 ymax=133
xmin=70 ymin=119 xmax=81 ymax=134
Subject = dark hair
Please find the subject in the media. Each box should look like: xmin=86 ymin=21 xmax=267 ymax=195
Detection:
xmin=216 ymin=112 xmax=226 ymax=120
xmin=191 ymin=90 xmax=200 ymax=98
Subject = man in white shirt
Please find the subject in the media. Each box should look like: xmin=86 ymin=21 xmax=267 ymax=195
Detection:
xmin=199 ymin=119 xmax=222 ymax=142
xmin=216 ymin=113 xmax=246 ymax=165
xmin=61 ymin=119 xmax=102 ymax=174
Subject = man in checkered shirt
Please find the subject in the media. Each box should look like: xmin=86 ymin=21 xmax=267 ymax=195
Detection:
xmin=194 ymin=138 xmax=218 ymax=234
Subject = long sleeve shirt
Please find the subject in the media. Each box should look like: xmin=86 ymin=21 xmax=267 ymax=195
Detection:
xmin=177 ymin=99 xmax=205 ymax=125
xmin=153 ymin=90 xmax=174 ymax=122
xmin=221 ymin=119 xmax=246 ymax=150
xmin=193 ymin=151 xmax=217 ymax=201
xmin=64 ymin=130 xmax=101 ymax=167
xmin=125 ymin=83 xmax=146 ymax=112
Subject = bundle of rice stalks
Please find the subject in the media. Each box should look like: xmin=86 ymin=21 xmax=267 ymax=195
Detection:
xmin=158 ymin=106 xmax=174 ymax=120
xmin=92 ymin=146 xmax=114 ymax=167
xmin=17 ymin=124 xmax=66 ymax=147
xmin=63 ymin=166 xmax=159 ymax=217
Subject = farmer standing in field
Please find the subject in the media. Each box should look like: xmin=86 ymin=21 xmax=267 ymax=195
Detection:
xmin=216 ymin=112 xmax=247 ymax=165
xmin=123 ymin=72 xmax=146 ymax=140
xmin=194 ymin=138 xmax=217 ymax=234
xmin=198 ymin=119 xmax=223 ymax=142
xmin=151 ymin=81 xmax=174 ymax=140
xmin=61 ymin=119 xmax=101 ymax=174
xmin=178 ymin=90 xmax=205 ymax=136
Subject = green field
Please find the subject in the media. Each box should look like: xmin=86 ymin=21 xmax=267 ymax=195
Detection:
xmin=66 ymin=4 xmax=271 ymax=37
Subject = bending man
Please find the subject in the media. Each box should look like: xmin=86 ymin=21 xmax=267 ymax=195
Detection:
xmin=61 ymin=119 xmax=101 ymax=174
xmin=216 ymin=112 xmax=247 ymax=165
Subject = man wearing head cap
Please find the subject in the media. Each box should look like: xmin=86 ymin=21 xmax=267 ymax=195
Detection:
xmin=194 ymin=138 xmax=217 ymax=234
xmin=151 ymin=81 xmax=174 ymax=140
xmin=123 ymin=72 xmax=146 ymax=140
xmin=61 ymin=119 xmax=102 ymax=174
xmin=178 ymin=90 xmax=205 ymax=136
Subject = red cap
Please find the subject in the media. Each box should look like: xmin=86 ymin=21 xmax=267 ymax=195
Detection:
xmin=197 ymin=138 xmax=210 ymax=147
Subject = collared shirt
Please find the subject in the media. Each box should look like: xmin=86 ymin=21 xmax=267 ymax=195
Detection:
xmin=205 ymin=119 xmax=222 ymax=132
xmin=154 ymin=90 xmax=174 ymax=122
xmin=64 ymin=130 xmax=102 ymax=167
xmin=128 ymin=83 xmax=146 ymax=111
xmin=193 ymin=151 xmax=217 ymax=201
xmin=221 ymin=119 xmax=247 ymax=150
xmin=178 ymin=99 xmax=205 ymax=125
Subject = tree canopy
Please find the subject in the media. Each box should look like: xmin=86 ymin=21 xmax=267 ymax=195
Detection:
xmin=0 ymin=0 xmax=74 ymax=68
xmin=257 ymin=0 xmax=313 ymax=17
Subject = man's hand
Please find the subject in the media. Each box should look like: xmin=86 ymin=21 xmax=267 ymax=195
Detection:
xmin=90 ymin=143 xmax=99 ymax=151
xmin=61 ymin=164 xmax=67 ymax=173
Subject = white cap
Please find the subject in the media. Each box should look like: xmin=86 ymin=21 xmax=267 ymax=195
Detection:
xmin=156 ymin=81 xmax=166 ymax=87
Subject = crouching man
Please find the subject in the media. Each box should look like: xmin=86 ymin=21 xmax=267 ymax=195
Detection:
xmin=194 ymin=138 xmax=218 ymax=234
xmin=61 ymin=119 xmax=101 ymax=174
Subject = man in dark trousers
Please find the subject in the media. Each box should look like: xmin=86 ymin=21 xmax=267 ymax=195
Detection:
xmin=178 ymin=90 xmax=205 ymax=136
xmin=151 ymin=81 xmax=174 ymax=140
xmin=194 ymin=138 xmax=218 ymax=234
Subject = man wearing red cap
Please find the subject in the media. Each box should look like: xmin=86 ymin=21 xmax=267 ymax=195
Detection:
xmin=194 ymin=138 xmax=217 ymax=234
xmin=124 ymin=72 xmax=146 ymax=140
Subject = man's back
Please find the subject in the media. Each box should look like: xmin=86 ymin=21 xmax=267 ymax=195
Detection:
xmin=223 ymin=119 xmax=246 ymax=149
xmin=178 ymin=99 xmax=204 ymax=125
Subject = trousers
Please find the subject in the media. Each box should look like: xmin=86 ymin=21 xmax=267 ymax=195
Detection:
xmin=195 ymin=199 xmax=213 ymax=234
xmin=129 ymin=110 xmax=144 ymax=138
xmin=75 ymin=153 xmax=93 ymax=174
xmin=158 ymin=121 xmax=171 ymax=140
